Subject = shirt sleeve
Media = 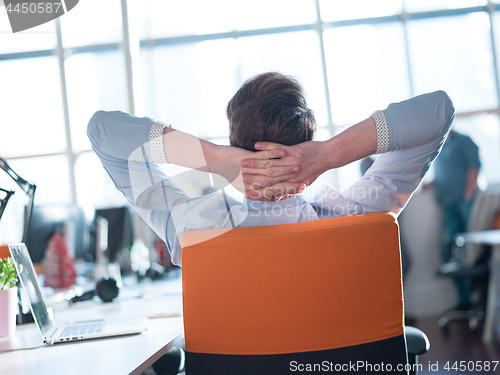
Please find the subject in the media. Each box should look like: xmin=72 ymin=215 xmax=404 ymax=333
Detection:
xmin=86 ymin=111 xmax=236 ymax=266
xmin=342 ymin=90 xmax=455 ymax=215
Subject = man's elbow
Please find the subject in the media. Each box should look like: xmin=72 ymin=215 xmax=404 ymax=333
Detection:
xmin=87 ymin=110 xmax=108 ymax=151
xmin=436 ymin=90 xmax=455 ymax=126
xmin=87 ymin=111 xmax=105 ymax=134
xmin=430 ymin=90 xmax=455 ymax=139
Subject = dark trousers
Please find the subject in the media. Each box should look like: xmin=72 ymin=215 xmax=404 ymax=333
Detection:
xmin=440 ymin=200 xmax=473 ymax=305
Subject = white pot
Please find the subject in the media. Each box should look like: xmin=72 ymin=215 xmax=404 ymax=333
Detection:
xmin=0 ymin=288 xmax=17 ymax=337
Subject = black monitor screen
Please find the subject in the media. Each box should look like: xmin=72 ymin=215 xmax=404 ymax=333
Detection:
xmin=25 ymin=204 xmax=90 ymax=263
xmin=95 ymin=206 xmax=134 ymax=262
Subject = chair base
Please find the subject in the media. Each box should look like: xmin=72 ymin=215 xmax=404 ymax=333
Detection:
xmin=438 ymin=305 xmax=485 ymax=334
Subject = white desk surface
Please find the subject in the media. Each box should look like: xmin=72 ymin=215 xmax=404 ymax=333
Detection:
xmin=0 ymin=276 xmax=184 ymax=375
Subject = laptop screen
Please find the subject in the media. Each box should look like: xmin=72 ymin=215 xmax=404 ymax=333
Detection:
xmin=8 ymin=243 xmax=56 ymax=338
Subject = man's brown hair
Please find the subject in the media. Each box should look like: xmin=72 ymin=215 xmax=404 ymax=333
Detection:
xmin=227 ymin=72 xmax=316 ymax=151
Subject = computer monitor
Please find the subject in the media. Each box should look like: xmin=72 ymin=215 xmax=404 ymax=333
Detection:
xmin=25 ymin=204 xmax=91 ymax=263
xmin=94 ymin=206 xmax=134 ymax=263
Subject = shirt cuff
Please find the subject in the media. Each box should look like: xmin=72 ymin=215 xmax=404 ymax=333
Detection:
xmin=370 ymin=110 xmax=390 ymax=154
xmin=149 ymin=121 xmax=171 ymax=163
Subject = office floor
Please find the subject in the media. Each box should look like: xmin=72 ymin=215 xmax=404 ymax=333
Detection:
xmin=413 ymin=316 xmax=500 ymax=374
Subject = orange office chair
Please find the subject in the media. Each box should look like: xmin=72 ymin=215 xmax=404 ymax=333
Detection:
xmin=181 ymin=212 xmax=429 ymax=375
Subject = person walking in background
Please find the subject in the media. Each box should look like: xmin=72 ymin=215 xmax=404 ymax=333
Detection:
xmin=432 ymin=130 xmax=481 ymax=308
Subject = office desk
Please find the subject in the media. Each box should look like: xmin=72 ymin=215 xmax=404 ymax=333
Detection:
xmin=457 ymin=230 xmax=500 ymax=247
xmin=0 ymin=277 xmax=184 ymax=375
xmin=456 ymin=230 xmax=500 ymax=344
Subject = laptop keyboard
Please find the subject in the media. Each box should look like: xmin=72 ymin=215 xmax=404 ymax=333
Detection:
xmin=61 ymin=323 xmax=104 ymax=337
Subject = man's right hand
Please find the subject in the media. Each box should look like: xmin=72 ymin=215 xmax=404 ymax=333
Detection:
xmin=241 ymin=141 xmax=330 ymax=200
xmin=208 ymin=144 xmax=296 ymax=200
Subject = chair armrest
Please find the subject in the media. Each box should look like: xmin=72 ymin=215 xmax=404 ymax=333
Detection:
xmin=405 ymin=326 xmax=430 ymax=355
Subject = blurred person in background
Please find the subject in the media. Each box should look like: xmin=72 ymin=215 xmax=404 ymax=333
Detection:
xmin=427 ymin=130 xmax=480 ymax=309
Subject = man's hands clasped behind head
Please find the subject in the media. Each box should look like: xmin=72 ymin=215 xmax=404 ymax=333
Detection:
xmin=239 ymin=140 xmax=329 ymax=201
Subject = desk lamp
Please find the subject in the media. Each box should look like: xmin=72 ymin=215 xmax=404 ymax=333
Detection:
xmin=0 ymin=157 xmax=36 ymax=324
xmin=0 ymin=157 xmax=36 ymax=243
xmin=0 ymin=187 xmax=15 ymax=222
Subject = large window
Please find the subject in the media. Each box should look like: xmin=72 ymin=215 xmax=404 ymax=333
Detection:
xmin=1 ymin=0 xmax=500 ymax=243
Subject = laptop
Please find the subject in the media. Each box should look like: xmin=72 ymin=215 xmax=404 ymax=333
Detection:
xmin=8 ymin=243 xmax=149 ymax=345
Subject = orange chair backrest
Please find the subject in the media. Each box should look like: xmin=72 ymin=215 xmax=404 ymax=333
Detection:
xmin=181 ymin=212 xmax=404 ymax=356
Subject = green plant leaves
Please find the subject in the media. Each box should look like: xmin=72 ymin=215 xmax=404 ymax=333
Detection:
xmin=0 ymin=257 xmax=18 ymax=290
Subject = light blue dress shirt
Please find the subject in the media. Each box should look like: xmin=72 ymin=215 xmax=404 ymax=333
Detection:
xmin=87 ymin=90 xmax=455 ymax=266
xmin=434 ymin=131 xmax=481 ymax=207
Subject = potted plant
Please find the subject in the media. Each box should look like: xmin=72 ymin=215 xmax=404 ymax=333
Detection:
xmin=0 ymin=257 xmax=19 ymax=337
